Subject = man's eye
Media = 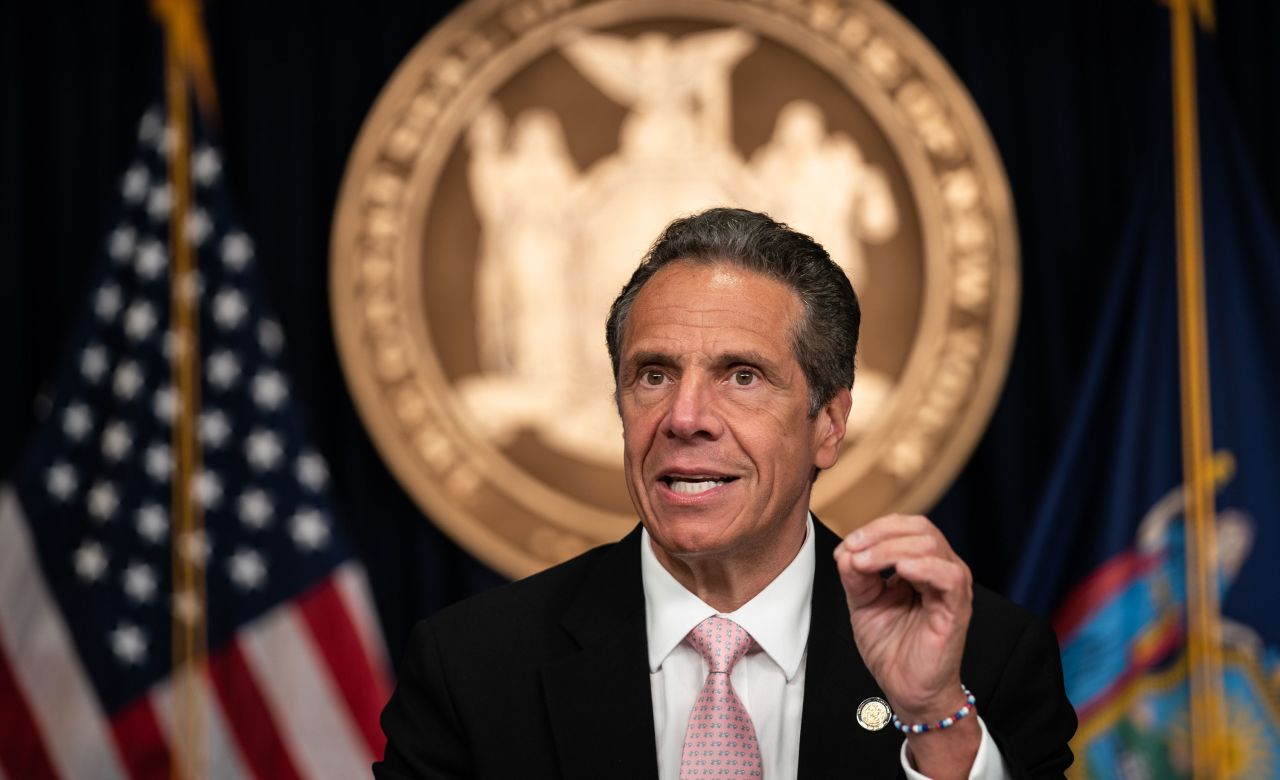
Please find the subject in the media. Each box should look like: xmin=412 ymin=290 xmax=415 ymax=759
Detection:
xmin=644 ymin=371 xmax=666 ymax=386
xmin=733 ymin=370 xmax=756 ymax=386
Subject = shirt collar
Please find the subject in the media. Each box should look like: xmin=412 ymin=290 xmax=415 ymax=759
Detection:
xmin=640 ymin=515 xmax=815 ymax=681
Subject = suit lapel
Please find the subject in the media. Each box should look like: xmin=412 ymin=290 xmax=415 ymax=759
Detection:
xmin=798 ymin=521 xmax=906 ymax=778
xmin=541 ymin=527 xmax=659 ymax=780
xmin=539 ymin=521 xmax=905 ymax=777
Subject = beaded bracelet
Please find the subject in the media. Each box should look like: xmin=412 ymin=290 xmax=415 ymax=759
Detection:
xmin=891 ymin=685 xmax=977 ymax=735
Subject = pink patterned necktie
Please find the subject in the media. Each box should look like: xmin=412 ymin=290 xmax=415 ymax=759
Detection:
xmin=679 ymin=616 xmax=763 ymax=778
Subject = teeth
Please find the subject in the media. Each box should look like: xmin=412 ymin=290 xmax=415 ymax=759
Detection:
xmin=669 ymin=479 xmax=725 ymax=495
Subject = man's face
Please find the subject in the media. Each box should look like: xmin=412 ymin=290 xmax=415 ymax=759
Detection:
xmin=616 ymin=262 xmax=850 ymax=569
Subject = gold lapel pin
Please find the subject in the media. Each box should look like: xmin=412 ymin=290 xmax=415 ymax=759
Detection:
xmin=857 ymin=697 xmax=893 ymax=731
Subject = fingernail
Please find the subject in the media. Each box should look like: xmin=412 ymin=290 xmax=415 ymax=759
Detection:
xmin=854 ymin=550 xmax=871 ymax=566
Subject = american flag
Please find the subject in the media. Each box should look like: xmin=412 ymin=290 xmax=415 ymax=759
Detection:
xmin=0 ymin=105 xmax=390 ymax=779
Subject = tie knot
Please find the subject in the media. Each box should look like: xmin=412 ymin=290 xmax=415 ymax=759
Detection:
xmin=686 ymin=616 xmax=753 ymax=674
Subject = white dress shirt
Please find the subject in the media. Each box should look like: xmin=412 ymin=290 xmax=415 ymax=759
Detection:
xmin=641 ymin=516 xmax=1010 ymax=780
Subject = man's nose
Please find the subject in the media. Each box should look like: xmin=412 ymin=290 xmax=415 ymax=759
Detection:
xmin=662 ymin=375 xmax=722 ymax=440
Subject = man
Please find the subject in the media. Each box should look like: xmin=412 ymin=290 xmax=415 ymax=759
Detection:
xmin=375 ymin=208 xmax=1076 ymax=778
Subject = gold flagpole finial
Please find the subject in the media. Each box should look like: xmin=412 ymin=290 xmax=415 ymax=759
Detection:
xmin=1194 ymin=0 xmax=1216 ymax=31
xmin=150 ymin=0 xmax=221 ymax=125
xmin=1163 ymin=0 xmax=1217 ymax=32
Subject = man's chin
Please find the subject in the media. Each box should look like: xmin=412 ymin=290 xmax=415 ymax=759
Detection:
xmin=643 ymin=517 xmax=742 ymax=560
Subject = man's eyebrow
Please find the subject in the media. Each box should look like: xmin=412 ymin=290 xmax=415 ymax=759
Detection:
xmin=715 ymin=351 xmax=781 ymax=374
xmin=625 ymin=351 xmax=679 ymax=371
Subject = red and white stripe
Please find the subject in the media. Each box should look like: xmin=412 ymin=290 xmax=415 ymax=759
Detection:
xmin=152 ymin=666 xmax=251 ymax=779
xmin=0 ymin=486 xmax=389 ymax=779
xmin=0 ymin=487 xmax=129 ymax=780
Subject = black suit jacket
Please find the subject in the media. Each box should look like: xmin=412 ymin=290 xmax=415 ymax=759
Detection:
xmin=375 ymin=523 xmax=1076 ymax=779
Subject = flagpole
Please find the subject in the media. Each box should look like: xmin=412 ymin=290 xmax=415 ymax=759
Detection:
xmin=163 ymin=25 xmax=205 ymax=780
xmin=154 ymin=0 xmax=217 ymax=777
xmin=1169 ymin=1 xmax=1227 ymax=777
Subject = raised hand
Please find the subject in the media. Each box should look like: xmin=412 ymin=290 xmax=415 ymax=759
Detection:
xmin=834 ymin=514 xmax=979 ymax=777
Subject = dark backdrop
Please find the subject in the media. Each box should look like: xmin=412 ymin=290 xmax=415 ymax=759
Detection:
xmin=3 ymin=0 xmax=1278 ymax=669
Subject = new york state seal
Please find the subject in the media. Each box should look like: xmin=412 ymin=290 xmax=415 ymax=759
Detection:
xmin=330 ymin=0 xmax=1019 ymax=578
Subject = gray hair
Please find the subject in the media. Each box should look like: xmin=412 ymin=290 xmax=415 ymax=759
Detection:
xmin=605 ymin=207 xmax=860 ymax=416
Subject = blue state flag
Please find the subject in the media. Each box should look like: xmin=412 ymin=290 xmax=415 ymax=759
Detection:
xmin=1008 ymin=19 xmax=1280 ymax=780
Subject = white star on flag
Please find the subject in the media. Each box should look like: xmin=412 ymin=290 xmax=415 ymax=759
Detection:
xmin=145 ymin=183 xmax=172 ymax=223
xmin=163 ymin=328 xmax=189 ymax=363
xmin=63 ymin=403 xmax=94 ymax=441
xmin=252 ymin=370 xmax=288 ymax=410
xmin=228 ymin=548 xmax=268 ymax=591
xmin=221 ymin=231 xmax=253 ymax=270
xmin=94 ymin=285 xmax=123 ymax=321
xmin=112 ymin=361 xmax=144 ymax=401
xmin=108 ymin=225 xmax=137 ymax=261
xmin=46 ymin=462 xmax=79 ymax=501
xmin=135 ymin=239 xmax=167 ymax=280
xmin=109 ymin=623 xmax=148 ymax=666
xmin=100 ymin=421 xmax=133 ymax=462
xmin=186 ymin=208 xmax=213 ymax=247
xmin=137 ymin=109 xmax=163 ymax=145
xmin=193 ymin=145 xmax=222 ymax=185
xmin=123 ymin=301 xmax=158 ymax=341
xmin=73 ymin=540 xmax=109 ymax=583
xmin=179 ymin=529 xmax=211 ymax=566
xmin=212 ymin=288 xmax=248 ymax=329
xmin=87 ymin=481 xmax=120 ymax=522
xmin=246 ymin=429 xmax=284 ymax=471
xmin=297 ymin=452 xmax=329 ymax=491
xmin=153 ymin=385 xmax=177 ymax=423
xmin=206 ymin=349 xmax=241 ymax=390
xmin=135 ymin=503 xmax=169 ymax=543
xmin=192 ymin=468 xmax=224 ymax=509
xmin=121 ymin=562 xmax=158 ymax=604
xmin=80 ymin=345 xmax=110 ymax=383
xmin=143 ymin=443 xmax=172 ymax=483
xmin=258 ymin=318 xmax=284 ymax=355
xmin=177 ymin=269 xmax=203 ymax=303
xmin=238 ymin=489 xmax=273 ymax=530
xmin=199 ymin=408 xmax=232 ymax=449
xmin=121 ymin=165 xmax=149 ymax=204
xmin=290 ymin=508 xmax=330 ymax=551
xmin=171 ymin=589 xmax=202 ymax=626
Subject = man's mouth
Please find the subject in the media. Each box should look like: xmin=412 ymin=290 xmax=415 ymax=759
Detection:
xmin=659 ymin=474 xmax=739 ymax=496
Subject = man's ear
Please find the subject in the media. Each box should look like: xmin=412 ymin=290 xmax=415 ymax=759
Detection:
xmin=813 ymin=386 xmax=852 ymax=470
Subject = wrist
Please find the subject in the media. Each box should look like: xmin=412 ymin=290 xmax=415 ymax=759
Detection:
xmin=892 ymin=683 xmax=976 ymax=734
xmin=889 ymin=679 xmax=965 ymax=723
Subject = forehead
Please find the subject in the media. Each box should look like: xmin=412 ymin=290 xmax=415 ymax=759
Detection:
xmin=622 ymin=262 xmax=802 ymax=355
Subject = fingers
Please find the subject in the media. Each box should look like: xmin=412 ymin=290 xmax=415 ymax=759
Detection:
xmin=843 ymin=533 xmax=945 ymax=573
xmin=893 ymin=557 xmax=973 ymax=617
xmin=834 ymin=543 xmax=885 ymax=610
xmin=845 ymin=513 xmax=943 ymax=547
xmin=838 ymin=514 xmax=958 ymax=570
xmin=835 ymin=514 xmax=972 ymax=612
